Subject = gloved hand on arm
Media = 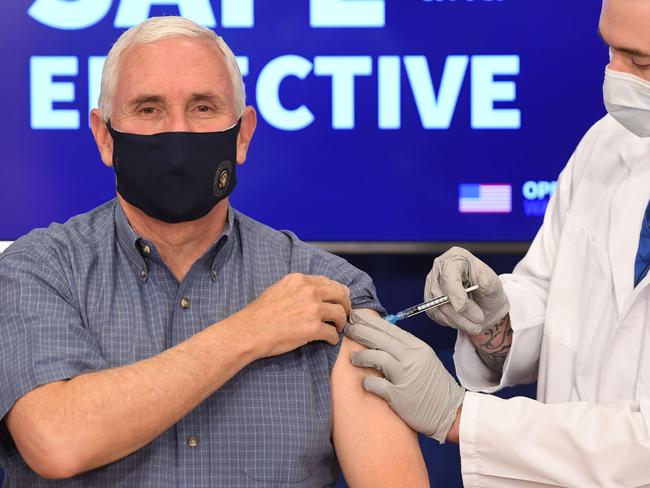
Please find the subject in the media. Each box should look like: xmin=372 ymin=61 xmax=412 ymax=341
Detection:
xmin=344 ymin=310 xmax=465 ymax=443
xmin=425 ymin=246 xmax=509 ymax=335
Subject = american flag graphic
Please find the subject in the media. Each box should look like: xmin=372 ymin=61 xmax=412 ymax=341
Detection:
xmin=459 ymin=184 xmax=512 ymax=214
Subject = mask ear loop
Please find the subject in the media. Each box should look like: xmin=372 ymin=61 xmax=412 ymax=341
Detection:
xmin=105 ymin=120 xmax=120 ymax=174
xmin=224 ymin=118 xmax=242 ymax=132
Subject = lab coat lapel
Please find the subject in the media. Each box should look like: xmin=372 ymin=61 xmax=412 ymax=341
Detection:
xmin=608 ymin=137 xmax=650 ymax=315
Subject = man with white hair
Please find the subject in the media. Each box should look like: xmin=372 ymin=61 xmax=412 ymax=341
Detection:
xmin=0 ymin=16 xmax=428 ymax=486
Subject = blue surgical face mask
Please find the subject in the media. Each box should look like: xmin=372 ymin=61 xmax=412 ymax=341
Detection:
xmin=603 ymin=67 xmax=650 ymax=138
xmin=107 ymin=120 xmax=241 ymax=223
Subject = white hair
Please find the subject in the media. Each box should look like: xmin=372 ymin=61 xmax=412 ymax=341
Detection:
xmin=98 ymin=16 xmax=245 ymax=121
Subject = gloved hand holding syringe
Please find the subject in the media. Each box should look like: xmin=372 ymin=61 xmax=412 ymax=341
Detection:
xmin=384 ymin=285 xmax=479 ymax=324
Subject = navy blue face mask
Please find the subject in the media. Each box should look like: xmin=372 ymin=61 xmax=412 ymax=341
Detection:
xmin=107 ymin=120 xmax=241 ymax=223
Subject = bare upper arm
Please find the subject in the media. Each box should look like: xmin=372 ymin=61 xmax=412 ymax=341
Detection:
xmin=331 ymin=317 xmax=429 ymax=487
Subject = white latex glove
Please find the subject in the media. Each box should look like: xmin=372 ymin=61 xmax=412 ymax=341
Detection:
xmin=344 ymin=310 xmax=465 ymax=443
xmin=425 ymin=247 xmax=509 ymax=335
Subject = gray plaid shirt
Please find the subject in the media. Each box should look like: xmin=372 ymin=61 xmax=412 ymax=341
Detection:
xmin=0 ymin=200 xmax=384 ymax=487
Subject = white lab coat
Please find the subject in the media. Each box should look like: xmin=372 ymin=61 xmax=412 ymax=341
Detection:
xmin=454 ymin=115 xmax=650 ymax=488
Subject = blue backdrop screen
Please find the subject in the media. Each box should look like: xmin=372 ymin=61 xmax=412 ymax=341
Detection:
xmin=2 ymin=0 xmax=606 ymax=242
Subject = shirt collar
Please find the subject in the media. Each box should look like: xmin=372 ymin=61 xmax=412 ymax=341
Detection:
xmin=114 ymin=200 xmax=236 ymax=280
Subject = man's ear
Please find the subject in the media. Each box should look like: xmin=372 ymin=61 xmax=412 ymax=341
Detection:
xmin=90 ymin=108 xmax=114 ymax=168
xmin=236 ymin=106 xmax=257 ymax=165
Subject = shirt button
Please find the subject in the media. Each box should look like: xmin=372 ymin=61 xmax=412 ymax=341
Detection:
xmin=180 ymin=297 xmax=191 ymax=309
xmin=187 ymin=435 xmax=199 ymax=448
xmin=142 ymin=244 xmax=151 ymax=256
xmin=140 ymin=269 xmax=148 ymax=279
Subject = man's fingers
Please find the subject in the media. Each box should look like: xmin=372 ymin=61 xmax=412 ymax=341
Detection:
xmin=362 ymin=376 xmax=394 ymax=403
xmin=351 ymin=349 xmax=403 ymax=382
xmin=320 ymin=283 xmax=352 ymax=316
xmin=283 ymin=274 xmax=352 ymax=315
xmin=318 ymin=322 xmax=340 ymax=345
xmin=320 ymin=302 xmax=348 ymax=332
xmin=295 ymin=273 xmax=332 ymax=286
xmin=289 ymin=274 xmax=351 ymax=310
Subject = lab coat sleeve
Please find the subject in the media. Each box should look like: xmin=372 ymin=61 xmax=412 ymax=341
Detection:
xmin=460 ymin=392 xmax=650 ymax=488
xmin=454 ymin=144 xmax=582 ymax=393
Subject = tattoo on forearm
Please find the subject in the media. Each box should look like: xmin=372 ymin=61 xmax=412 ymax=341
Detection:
xmin=472 ymin=315 xmax=513 ymax=374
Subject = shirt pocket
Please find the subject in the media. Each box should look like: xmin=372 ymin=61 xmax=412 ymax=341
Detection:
xmin=552 ymin=214 xmax=614 ymax=396
xmin=546 ymin=213 xmax=611 ymax=349
xmin=239 ymin=352 xmax=334 ymax=484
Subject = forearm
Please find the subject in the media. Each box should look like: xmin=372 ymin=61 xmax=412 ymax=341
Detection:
xmin=468 ymin=314 xmax=512 ymax=375
xmin=8 ymin=315 xmax=261 ymax=477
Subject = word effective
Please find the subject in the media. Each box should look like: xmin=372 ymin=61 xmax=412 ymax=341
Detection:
xmin=31 ymin=54 xmax=520 ymax=131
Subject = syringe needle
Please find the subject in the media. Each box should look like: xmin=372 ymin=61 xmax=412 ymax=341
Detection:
xmin=384 ymin=285 xmax=479 ymax=324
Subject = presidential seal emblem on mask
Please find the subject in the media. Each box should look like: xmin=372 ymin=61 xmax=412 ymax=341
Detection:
xmin=218 ymin=170 xmax=229 ymax=189
xmin=213 ymin=160 xmax=233 ymax=197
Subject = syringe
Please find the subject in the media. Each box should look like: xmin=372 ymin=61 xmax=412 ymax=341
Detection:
xmin=384 ymin=285 xmax=479 ymax=324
